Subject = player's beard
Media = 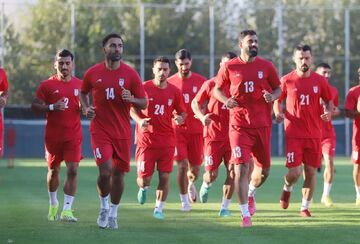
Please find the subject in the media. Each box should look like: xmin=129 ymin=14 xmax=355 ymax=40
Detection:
xmin=247 ymin=46 xmax=258 ymax=58
xmin=300 ymin=64 xmax=309 ymax=73
xmin=108 ymin=52 xmax=122 ymax=62
xmin=180 ymin=70 xmax=190 ymax=77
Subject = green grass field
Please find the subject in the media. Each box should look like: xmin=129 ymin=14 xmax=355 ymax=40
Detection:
xmin=1 ymin=157 xmax=359 ymax=244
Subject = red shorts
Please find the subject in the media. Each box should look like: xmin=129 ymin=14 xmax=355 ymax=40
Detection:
xmin=91 ymin=132 xmax=131 ymax=173
xmin=204 ymin=138 xmax=231 ymax=171
xmin=229 ymin=126 xmax=271 ymax=168
xmin=285 ymin=138 xmax=322 ymax=168
xmin=321 ymin=135 xmax=336 ymax=157
xmin=174 ymin=132 xmax=203 ymax=166
xmin=135 ymin=146 xmax=175 ymax=177
xmin=45 ymin=138 xmax=82 ymax=168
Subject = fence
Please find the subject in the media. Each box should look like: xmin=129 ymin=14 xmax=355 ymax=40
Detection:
xmin=1 ymin=1 xmax=360 ymax=156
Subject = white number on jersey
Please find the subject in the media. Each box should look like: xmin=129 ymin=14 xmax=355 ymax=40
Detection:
xmin=137 ymin=161 xmax=145 ymax=173
xmin=232 ymin=146 xmax=242 ymax=159
xmin=244 ymin=81 xmax=254 ymax=93
xmin=94 ymin=148 xmax=102 ymax=159
xmin=63 ymin=97 xmax=69 ymax=108
xmin=205 ymin=155 xmax=214 ymax=166
xmin=300 ymin=94 xmax=310 ymax=105
xmin=287 ymin=152 xmax=295 ymax=163
xmin=154 ymin=104 xmax=165 ymax=115
xmin=105 ymin=87 xmax=115 ymax=100
xmin=183 ymin=93 xmax=190 ymax=103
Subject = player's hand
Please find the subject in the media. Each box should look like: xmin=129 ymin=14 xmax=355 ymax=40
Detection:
xmin=357 ymin=96 xmax=360 ymax=113
xmin=274 ymin=113 xmax=284 ymax=123
xmin=225 ymin=97 xmax=238 ymax=109
xmin=85 ymin=106 xmax=96 ymax=119
xmin=140 ymin=118 xmax=151 ymax=130
xmin=0 ymin=96 xmax=7 ymax=108
xmin=54 ymin=97 xmax=67 ymax=111
xmin=122 ymin=87 xmax=134 ymax=103
xmin=262 ymin=90 xmax=274 ymax=103
xmin=321 ymin=111 xmax=332 ymax=122
xmin=201 ymin=113 xmax=213 ymax=126
xmin=173 ymin=114 xmax=185 ymax=125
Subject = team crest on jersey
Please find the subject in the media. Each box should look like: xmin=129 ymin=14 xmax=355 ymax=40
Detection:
xmin=119 ymin=78 xmax=125 ymax=87
xmin=74 ymin=89 xmax=79 ymax=96
xmin=193 ymin=86 xmax=198 ymax=93
xmin=313 ymin=86 xmax=318 ymax=93
xmin=258 ymin=71 xmax=263 ymax=79
xmin=168 ymin=99 xmax=173 ymax=106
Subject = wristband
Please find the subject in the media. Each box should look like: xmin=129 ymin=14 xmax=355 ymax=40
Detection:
xmin=49 ymin=104 xmax=54 ymax=111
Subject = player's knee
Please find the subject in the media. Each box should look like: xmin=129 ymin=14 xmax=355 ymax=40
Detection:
xmin=48 ymin=167 xmax=60 ymax=178
xmin=262 ymin=168 xmax=270 ymax=179
xmin=209 ymin=170 xmax=218 ymax=182
xmin=67 ymin=167 xmax=77 ymax=179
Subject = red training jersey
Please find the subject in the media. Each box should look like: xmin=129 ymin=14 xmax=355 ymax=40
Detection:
xmin=345 ymin=85 xmax=360 ymax=147
xmin=82 ymin=61 xmax=146 ymax=139
xmin=135 ymin=80 xmax=186 ymax=148
xmin=36 ymin=75 xmax=82 ymax=141
xmin=168 ymin=72 xmax=206 ymax=134
xmin=278 ymin=71 xmax=332 ymax=139
xmin=215 ymin=56 xmax=280 ymax=128
xmin=194 ymin=78 xmax=229 ymax=142
xmin=322 ymin=84 xmax=339 ymax=139
xmin=0 ymin=68 xmax=9 ymax=122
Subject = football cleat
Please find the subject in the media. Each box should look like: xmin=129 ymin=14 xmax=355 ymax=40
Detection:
xmin=218 ymin=209 xmax=231 ymax=217
xmin=248 ymin=196 xmax=256 ymax=216
xmin=188 ymin=183 xmax=198 ymax=203
xmin=48 ymin=203 xmax=59 ymax=221
xmin=241 ymin=216 xmax=252 ymax=227
xmin=60 ymin=210 xmax=78 ymax=222
xmin=137 ymin=188 xmax=147 ymax=205
xmin=108 ymin=216 xmax=118 ymax=229
xmin=199 ymin=185 xmax=210 ymax=203
xmin=321 ymin=195 xmax=333 ymax=208
xmin=97 ymin=208 xmax=109 ymax=228
xmin=153 ymin=211 xmax=165 ymax=220
xmin=280 ymin=190 xmax=291 ymax=209
xmin=181 ymin=203 xmax=191 ymax=212
xmin=300 ymin=209 xmax=312 ymax=217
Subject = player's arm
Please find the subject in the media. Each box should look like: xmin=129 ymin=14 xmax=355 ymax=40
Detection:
xmin=173 ymin=111 xmax=187 ymax=126
xmin=79 ymin=91 xmax=96 ymax=119
xmin=191 ymin=98 xmax=212 ymax=126
xmin=273 ymin=99 xmax=284 ymax=123
xmin=130 ymin=106 xmax=150 ymax=129
xmin=122 ymin=88 xmax=147 ymax=110
xmin=31 ymin=97 xmax=66 ymax=112
xmin=262 ymin=86 xmax=281 ymax=103
xmin=213 ymin=85 xmax=238 ymax=109
xmin=0 ymin=90 xmax=8 ymax=108
xmin=321 ymin=101 xmax=333 ymax=122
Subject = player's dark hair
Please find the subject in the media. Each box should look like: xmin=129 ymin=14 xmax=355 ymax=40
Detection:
xmin=316 ymin=62 xmax=331 ymax=70
xmin=102 ymin=33 xmax=124 ymax=47
xmin=55 ymin=49 xmax=74 ymax=61
xmin=175 ymin=49 xmax=191 ymax=60
xmin=222 ymin=52 xmax=237 ymax=60
xmin=239 ymin=30 xmax=257 ymax=41
xmin=153 ymin=56 xmax=170 ymax=65
xmin=293 ymin=44 xmax=312 ymax=55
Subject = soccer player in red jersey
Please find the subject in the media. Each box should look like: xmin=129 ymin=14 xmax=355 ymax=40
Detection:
xmin=214 ymin=30 xmax=281 ymax=227
xmin=168 ymin=49 xmax=207 ymax=211
xmin=274 ymin=45 xmax=332 ymax=217
xmin=31 ymin=49 xmax=82 ymax=222
xmin=80 ymin=33 xmax=147 ymax=229
xmin=344 ymin=67 xmax=360 ymax=206
xmin=316 ymin=63 xmax=340 ymax=207
xmin=131 ymin=56 xmax=186 ymax=219
xmin=191 ymin=52 xmax=237 ymax=217
xmin=0 ymin=67 xmax=9 ymax=158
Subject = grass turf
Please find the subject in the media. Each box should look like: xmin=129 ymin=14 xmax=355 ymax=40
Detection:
xmin=0 ymin=157 xmax=359 ymax=244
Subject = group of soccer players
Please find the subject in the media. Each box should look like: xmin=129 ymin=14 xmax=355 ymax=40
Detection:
xmin=28 ymin=30 xmax=360 ymax=229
